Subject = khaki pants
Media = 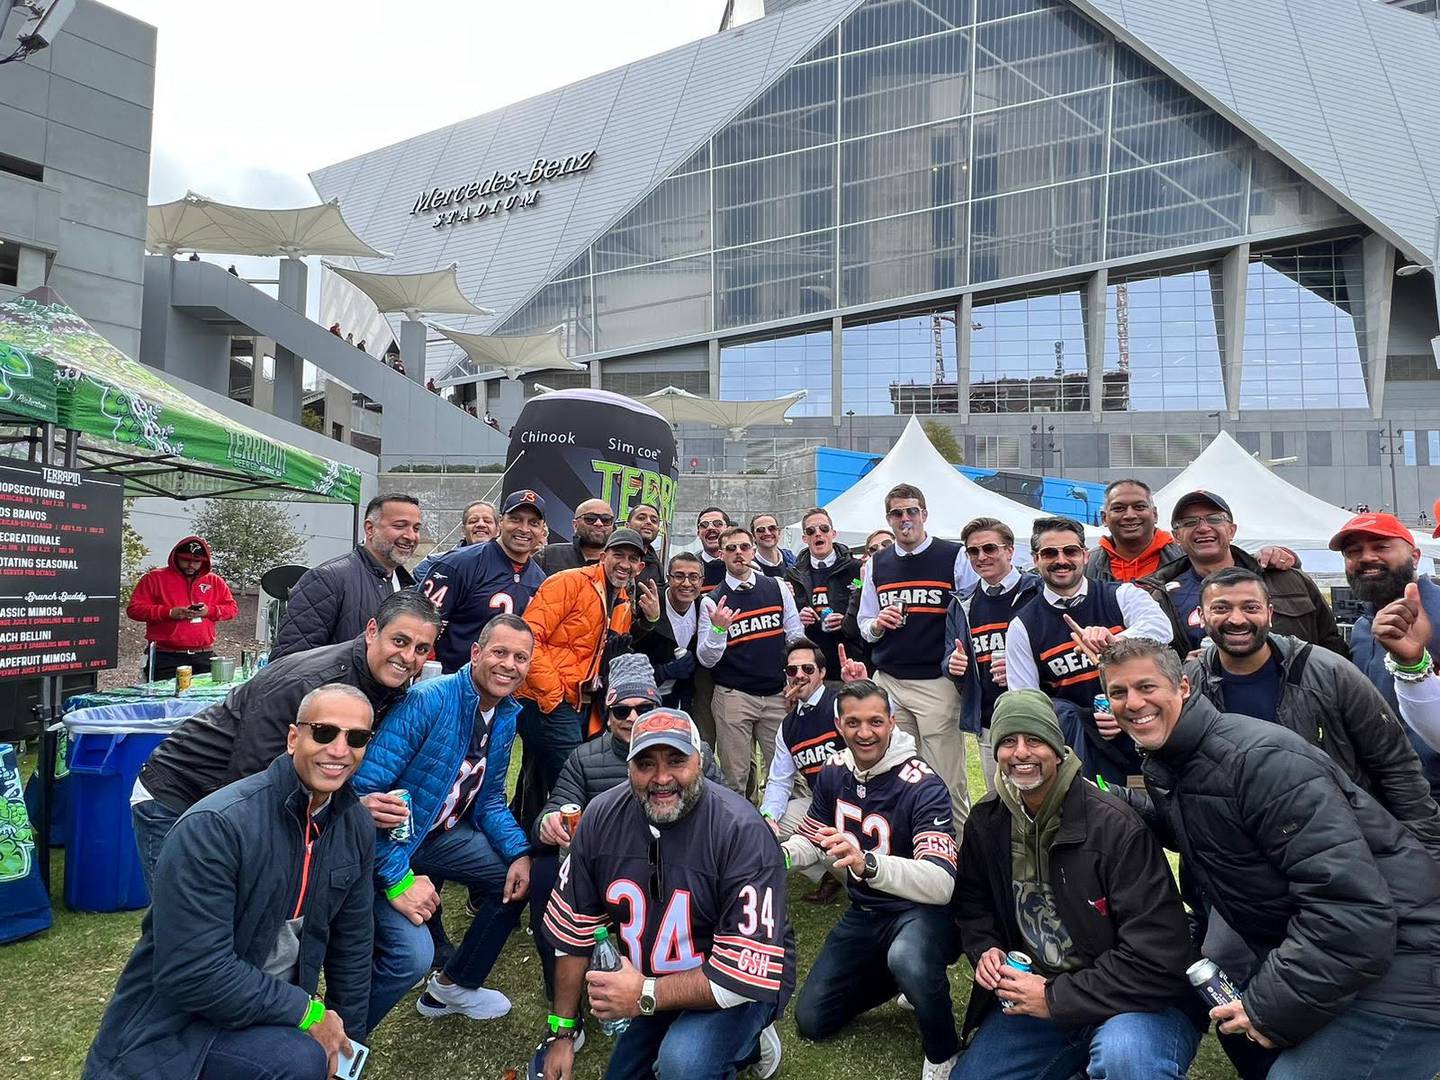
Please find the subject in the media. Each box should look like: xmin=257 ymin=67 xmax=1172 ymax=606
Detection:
xmin=712 ymin=685 xmax=787 ymax=798
xmin=979 ymin=726 xmax=997 ymax=794
xmin=776 ymin=795 xmax=841 ymax=884
xmin=875 ymin=671 xmax=971 ymax=827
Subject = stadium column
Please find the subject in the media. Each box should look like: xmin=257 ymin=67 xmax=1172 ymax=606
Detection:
xmin=956 ymin=294 xmax=972 ymax=423
xmin=1212 ymin=242 xmax=1250 ymax=422
xmin=1082 ymin=267 xmax=1108 ymax=421
xmin=401 ymin=316 xmax=427 ymax=385
xmin=831 ymin=315 xmax=843 ymax=423
xmin=1361 ymin=232 xmax=1396 ymax=419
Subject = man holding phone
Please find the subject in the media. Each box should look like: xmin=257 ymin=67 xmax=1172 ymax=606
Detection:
xmin=125 ymin=535 xmax=238 ymax=681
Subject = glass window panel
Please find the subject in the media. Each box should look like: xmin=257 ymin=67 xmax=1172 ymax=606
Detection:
xmin=840 ymin=204 xmax=968 ymax=306
xmin=844 ymin=0 xmax=973 ymax=51
xmin=671 ymin=145 xmax=710 ymax=177
xmin=715 ymin=146 xmax=835 ymax=248
xmin=1110 ymin=75 xmax=1244 ymax=169
xmin=970 ymin=178 xmax=1102 ymax=284
xmin=1106 ymin=153 xmax=1247 ymax=259
xmin=970 ymin=89 xmax=1106 ymax=198
xmin=716 ymin=231 xmax=836 ymax=329
xmin=1248 ymin=150 xmax=1348 ymax=233
xmin=970 ymin=288 xmax=1088 ymax=412
xmin=554 ymin=251 xmax=589 ymax=281
xmin=594 ymin=257 xmax=711 ymax=351
xmin=602 ymin=369 xmax=709 ymax=398
xmin=593 ymin=171 xmax=711 ymax=272
xmin=719 ymin=329 xmax=832 ymax=416
xmin=494 ymin=277 xmax=594 ymax=357
xmin=841 ymin=118 xmax=968 ymax=223
xmin=1103 ymin=268 xmax=1224 ymax=412
xmin=842 ymin=29 xmax=972 ymax=139
xmin=974 ymin=8 xmax=1108 ymax=111
xmin=977 ymin=0 xmax=1061 ymax=21
xmin=842 ymin=311 xmax=961 ymax=414
xmin=714 ymin=59 xmax=837 ymax=166
xmin=800 ymin=29 xmax=838 ymax=63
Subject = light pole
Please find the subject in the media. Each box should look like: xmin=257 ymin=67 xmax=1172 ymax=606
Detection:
xmin=845 ymin=409 xmax=855 ymax=452
xmin=1070 ymin=486 xmax=1092 ymax=525
xmin=1377 ymin=421 xmax=1403 ymax=514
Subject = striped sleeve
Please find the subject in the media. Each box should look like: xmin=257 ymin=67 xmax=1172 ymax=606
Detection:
xmin=703 ymin=823 xmax=791 ymax=1002
xmin=909 ymin=775 xmax=959 ymax=877
xmin=541 ymin=824 xmax=608 ymax=956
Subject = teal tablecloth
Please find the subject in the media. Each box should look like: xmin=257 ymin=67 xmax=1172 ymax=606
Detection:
xmin=63 ymin=670 xmax=254 ymax=713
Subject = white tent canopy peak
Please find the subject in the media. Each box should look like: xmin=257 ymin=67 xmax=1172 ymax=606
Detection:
xmin=429 ymin=324 xmax=585 ymax=383
xmin=322 ymin=262 xmax=495 ymax=320
xmin=147 ymin=192 xmax=389 ymax=259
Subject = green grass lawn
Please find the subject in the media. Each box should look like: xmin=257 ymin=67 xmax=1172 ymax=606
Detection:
xmin=0 ymin=737 xmax=1242 ymax=1079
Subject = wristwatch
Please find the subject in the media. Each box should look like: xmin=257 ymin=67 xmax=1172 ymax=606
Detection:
xmin=862 ymin=851 xmax=879 ymax=880
xmin=639 ymin=977 xmax=658 ymax=1016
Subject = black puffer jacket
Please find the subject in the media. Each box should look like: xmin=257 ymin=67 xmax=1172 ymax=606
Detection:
xmin=785 ymin=543 xmax=863 ymax=674
xmin=954 ymin=776 xmax=1205 ymax=1039
xmin=532 ymin=730 xmax=724 ymax=846
xmin=140 ymin=635 xmax=406 ymax=813
xmin=1185 ymin=635 xmax=1440 ymax=861
xmin=271 ymin=545 xmax=414 ymax=660
xmin=1142 ymin=694 xmax=1440 ymax=1047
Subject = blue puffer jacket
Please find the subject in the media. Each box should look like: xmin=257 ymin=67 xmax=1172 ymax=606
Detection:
xmin=353 ymin=666 xmax=529 ymax=893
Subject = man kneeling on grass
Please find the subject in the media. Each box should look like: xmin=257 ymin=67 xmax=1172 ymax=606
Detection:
xmin=783 ymin=679 xmax=962 ymax=1080
xmin=950 ymin=688 xmax=1205 ymax=1080
xmin=84 ymin=685 xmax=376 ymax=1080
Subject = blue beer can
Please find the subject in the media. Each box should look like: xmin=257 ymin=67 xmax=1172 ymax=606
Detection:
xmin=389 ymin=788 xmax=414 ymax=843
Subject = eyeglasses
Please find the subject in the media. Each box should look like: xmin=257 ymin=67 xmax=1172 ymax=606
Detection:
xmin=785 ymin=663 xmax=817 ymax=676
xmin=753 ymin=524 xmax=779 ymax=534
xmin=1174 ymin=513 xmax=1231 ymax=530
xmin=1036 ymin=545 xmax=1086 ymax=560
xmin=578 ymin=512 xmax=615 ymax=526
xmin=966 ymin=542 xmax=1006 ymax=558
xmin=668 ymin=571 xmax=702 ymax=583
xmin=723 ymin=542 xmax=754 ymax=553
xmin=886 ymin=506 xmax=923 ymax=519
xmin=608 ymin=703 xmax=656 ymax=721
xmin=803 ymin=523 xmax=833 ymax=536
xmin=295 ymin=721 xmax=373 ymax=749
xmin=698 ymin=518 xmax=726 ymax=530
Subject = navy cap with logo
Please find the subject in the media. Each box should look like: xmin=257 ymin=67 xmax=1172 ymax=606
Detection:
xmin=626 ymin=707 xmax=702 ymax=761
xmin=501 ymin=489 xmax=546 ymax=520
xmin=1170 ymin=490 xmax=1232 ymax=523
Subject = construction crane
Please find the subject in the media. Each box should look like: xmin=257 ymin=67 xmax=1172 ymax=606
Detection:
xmin=1115 ymin=282 xmax=1131 ymax=371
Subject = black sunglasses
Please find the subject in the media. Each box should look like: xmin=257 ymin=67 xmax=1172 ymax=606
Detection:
xmin=608 ymin=703 xmax=656 ymax=721
xmin=1036 ymin=545 xmax=1086 ymax=560
xmin=579 ymin=512 xmax=615 ymax=525
xmin=966 ymin=542 xmax=1006 ymax=557
xmin=804 ymin=523 xmax=833 ymax=536
xmin=296 ymin=721 xmax=373 ymax=749
xmin=785 ymin=663 xmax=817 ymax=676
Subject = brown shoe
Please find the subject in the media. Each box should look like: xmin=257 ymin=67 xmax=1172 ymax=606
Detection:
xmin=805 ymin=876 xmax=842 ymax=904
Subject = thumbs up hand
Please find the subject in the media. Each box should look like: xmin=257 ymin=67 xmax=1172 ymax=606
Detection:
xmin=1373 ymin=581 xmax=1432 ymax=668
xmin=947 ymin=637 xmax=969 ymax=677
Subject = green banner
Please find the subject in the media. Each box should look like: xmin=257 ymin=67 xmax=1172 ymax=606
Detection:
xmin=0 ymin=293 xmax=361 ymax=504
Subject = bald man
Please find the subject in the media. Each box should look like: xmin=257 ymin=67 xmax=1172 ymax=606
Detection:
xmin=536 ymin=499 xmax=616 ymax=574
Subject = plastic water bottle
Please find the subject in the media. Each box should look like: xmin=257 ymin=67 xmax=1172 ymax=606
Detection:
xmin=590 ymin=927 xmax=630 ymax=1036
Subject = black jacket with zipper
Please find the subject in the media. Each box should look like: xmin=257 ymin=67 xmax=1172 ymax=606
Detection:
xmin=1184 ymin=634 xmax=1440 ymax=862
xmin=272 ymin=545 xmax=414 ymax=660
xmin=953 ymin=776 xmax=1205 ymax=1040
xmin=84 ymin=755 xmax=375 ymax=1079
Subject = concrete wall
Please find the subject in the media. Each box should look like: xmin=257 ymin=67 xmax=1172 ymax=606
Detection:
xmin=0 ymin=1 xmax=155 ymax=357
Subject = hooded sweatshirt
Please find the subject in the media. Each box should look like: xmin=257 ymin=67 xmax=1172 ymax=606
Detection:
xmin=782 ymin=728 xmax=955 ymax=906
xmin=125 ymin=535 xmax=238 ymax=651
xmin=995 ymin=750 xmax=1085 ymax=977
xmin=1095 ymin=530 xmax=1180 ymax=582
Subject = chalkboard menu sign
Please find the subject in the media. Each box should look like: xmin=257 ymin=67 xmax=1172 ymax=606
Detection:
xmin=0 ymin=459 xmax=122 ymax=679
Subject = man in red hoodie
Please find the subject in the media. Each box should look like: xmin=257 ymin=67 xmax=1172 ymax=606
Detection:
xmin=126 ymin=535 xmax=239 ymax=680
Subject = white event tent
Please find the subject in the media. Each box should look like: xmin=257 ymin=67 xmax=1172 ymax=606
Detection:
xmin=1155 ymin=431 xmax=1440 ymax=571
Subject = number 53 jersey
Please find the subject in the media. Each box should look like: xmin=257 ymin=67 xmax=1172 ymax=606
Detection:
xmin=544 ymin=780 xmax=797 ymax=1009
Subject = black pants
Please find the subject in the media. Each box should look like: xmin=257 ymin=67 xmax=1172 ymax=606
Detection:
xmin=143 ymin=649 xmax=213 ymax=681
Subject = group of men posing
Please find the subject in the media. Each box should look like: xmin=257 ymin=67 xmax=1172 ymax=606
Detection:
xmin=86 ymin=479 xmax=1440 ymax=1080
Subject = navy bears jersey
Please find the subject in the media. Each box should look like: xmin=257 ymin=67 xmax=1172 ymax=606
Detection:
xmin=417 ymin=539 xmax=545 ymax=672
xmin=544 ymin=780 xmax=797 ymax=1007
xmin=798 ymin=753 xmax=958 ymax=913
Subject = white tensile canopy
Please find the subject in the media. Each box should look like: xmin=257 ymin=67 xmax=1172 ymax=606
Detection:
xmin=429 ymin=324 xmax=586 ymax=382
xmin=793 ymin=416 xmax=1051 ymax=553
xmin=147 ymin=192 xmax=389 ymax=258
xmin=1155 ymin=431 xmax=1440 ymax=568
xmin=641 ymin=387 xmax=807 ymax=438
xmin=322 ymin=262 xmax=494 ymax=319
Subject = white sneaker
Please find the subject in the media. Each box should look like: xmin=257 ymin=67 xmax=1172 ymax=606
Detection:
xmin=414 ymin=973 xmax=512 ymax=1020
xmin=750 ymin=1022 xmax=782 ymax=1078
xmin=895 ymin=993 xmax=914 ymax=1010
xmin=920 ymin=1053 xmax=958 ymax=1080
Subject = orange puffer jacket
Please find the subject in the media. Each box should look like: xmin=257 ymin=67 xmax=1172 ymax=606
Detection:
xmin=520 ymin=562 xmax=633 ymax=712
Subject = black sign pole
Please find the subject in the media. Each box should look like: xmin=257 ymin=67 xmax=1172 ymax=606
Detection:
xmin=34 ymin=422 xmax=55 ymax=892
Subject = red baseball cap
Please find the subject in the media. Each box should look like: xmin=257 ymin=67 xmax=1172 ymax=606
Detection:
xmin=1328 ymin=512 xmax=1417 ymax=551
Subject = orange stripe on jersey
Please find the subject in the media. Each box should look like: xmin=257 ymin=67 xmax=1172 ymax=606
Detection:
xmin=1055 ymin=670 xmax=1101 ymax=688
xmin=791 ymin=730 xmax=840 ymax=753
xmin=971 ymin=621 xmax=1010 ymax=634
xmin=1039 ymin=625 xmax=1124 ymax=660
xmin=731 ymin=627 xmax=785 ymax=645
xmin=877 ymin=579 xmax=951 ymax=592
xmin=733 ymin=605 xmax=781 ymax=617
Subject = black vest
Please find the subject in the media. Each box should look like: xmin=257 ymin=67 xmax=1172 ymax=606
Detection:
xmin=712 ymin=574 xmax=787 ymax=695
xmin=702 ymin=556 xmax=726 ymax=594
xmin=779 ymin=686 xmax=843 ymax=789
xmin=967 ymin=577 xmax=1041 ymax=726
xmin=871 ymin=539 xmax=960 ymax=679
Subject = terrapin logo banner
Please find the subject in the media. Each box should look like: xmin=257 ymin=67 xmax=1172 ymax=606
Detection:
xmin=0 ymin=744 xmax=34 ymax=883
xmin=503 ymin=390 xmax=678 ymax=545
xmin=226 ymin=430 xmax=287 ymax=479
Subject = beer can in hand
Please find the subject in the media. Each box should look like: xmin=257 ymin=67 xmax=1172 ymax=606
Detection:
xmin=175 ymin=665 xmax=192 ymax=694
xmin=389 ymin=789 xmax=414 ymax=843
xmin=559 ymin=803 xmax=582 ymax=839
xmin=1092 ymin=694 xmax=1111 ymax=714
xmin=894 ymin=600 xmax=908 ymax=627
xmin=999 ymin=950 xmax=1032 ymax=1009
xmin=418 ymin=660 xmax=443 ymax=682
xmin=1187 ymin=958 xmax=1240 ymax=1008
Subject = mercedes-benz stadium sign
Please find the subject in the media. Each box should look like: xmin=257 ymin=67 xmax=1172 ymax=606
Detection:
xmin=410 ymin=150 xmax=597 ymax=229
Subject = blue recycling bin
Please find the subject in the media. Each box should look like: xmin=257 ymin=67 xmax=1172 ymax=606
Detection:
xmin=62 ymin=701 xmax=205 ymax=913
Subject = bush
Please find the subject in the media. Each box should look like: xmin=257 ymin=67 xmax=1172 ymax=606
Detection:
xmin=120 ymin=500 xmax=149 ymax=604
xmin=922 ymin=420 xmax=965 ymax=464
xmin=188 ymin=500 xmax=306 ymax=592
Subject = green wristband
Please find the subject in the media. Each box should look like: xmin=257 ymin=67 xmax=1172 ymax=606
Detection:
xmin=710 ymin=624 xmax=727 ymax=636
xmin=384 ymin=869 xmax=416 ymax=901
xmin=299 ymin=997 xmax=325 ymax=1031
xmin=547 ymin=1013 xmax=578 ymax=1032
xmin=1394 ymin=649 xmax=1432 ymax=675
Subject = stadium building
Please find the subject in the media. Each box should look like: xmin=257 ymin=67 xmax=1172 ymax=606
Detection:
xmin=313 ymin=0 xmax=1440 ymax=515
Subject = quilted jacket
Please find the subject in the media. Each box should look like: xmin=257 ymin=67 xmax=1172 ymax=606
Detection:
xmin=352 ymin=666 xmax=529 ymax=892
xmin=520 ymin=562 xmax=633 ymax=713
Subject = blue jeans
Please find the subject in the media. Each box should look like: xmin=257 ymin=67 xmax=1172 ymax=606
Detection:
xmin=605 ymin=998 xmax=774 ymax=1080
xmin=516 ymin=698 xmax=583 ymax=790
xmin=368 ymin=822 xmax=521 ymax=1030
xmin=198 ymin=1025 xmax=327 ymax=1080
xmin=795 ymin=904 xmax=962 ymax=1064
xmin=132 ymin=796 xmax=182 ymax=895
xmin=1267 ymin=1004 xmax=1440 ymax=1080
xmin=951 ymin=1006 xmax=1200 ymax=1080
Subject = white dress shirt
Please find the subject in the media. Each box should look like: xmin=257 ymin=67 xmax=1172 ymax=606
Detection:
xmin=1394 ymin=673 xmax=1440 ymax=753
xmin=696 ymin=571 xmax=805 ymax=668
xmin=857 ymin=534 xmax=979 ymax=642
xmin=656 ymin=595 xmax=698 ymax=696
xmin=760 ymin=683 xmax=829 ymax=818
xmin=1003 ymin=579 xmax=1172 ymax=692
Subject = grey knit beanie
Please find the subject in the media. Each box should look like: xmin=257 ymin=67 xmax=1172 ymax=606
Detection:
xmin=606 ymin=653 xmax=661 ymax=707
